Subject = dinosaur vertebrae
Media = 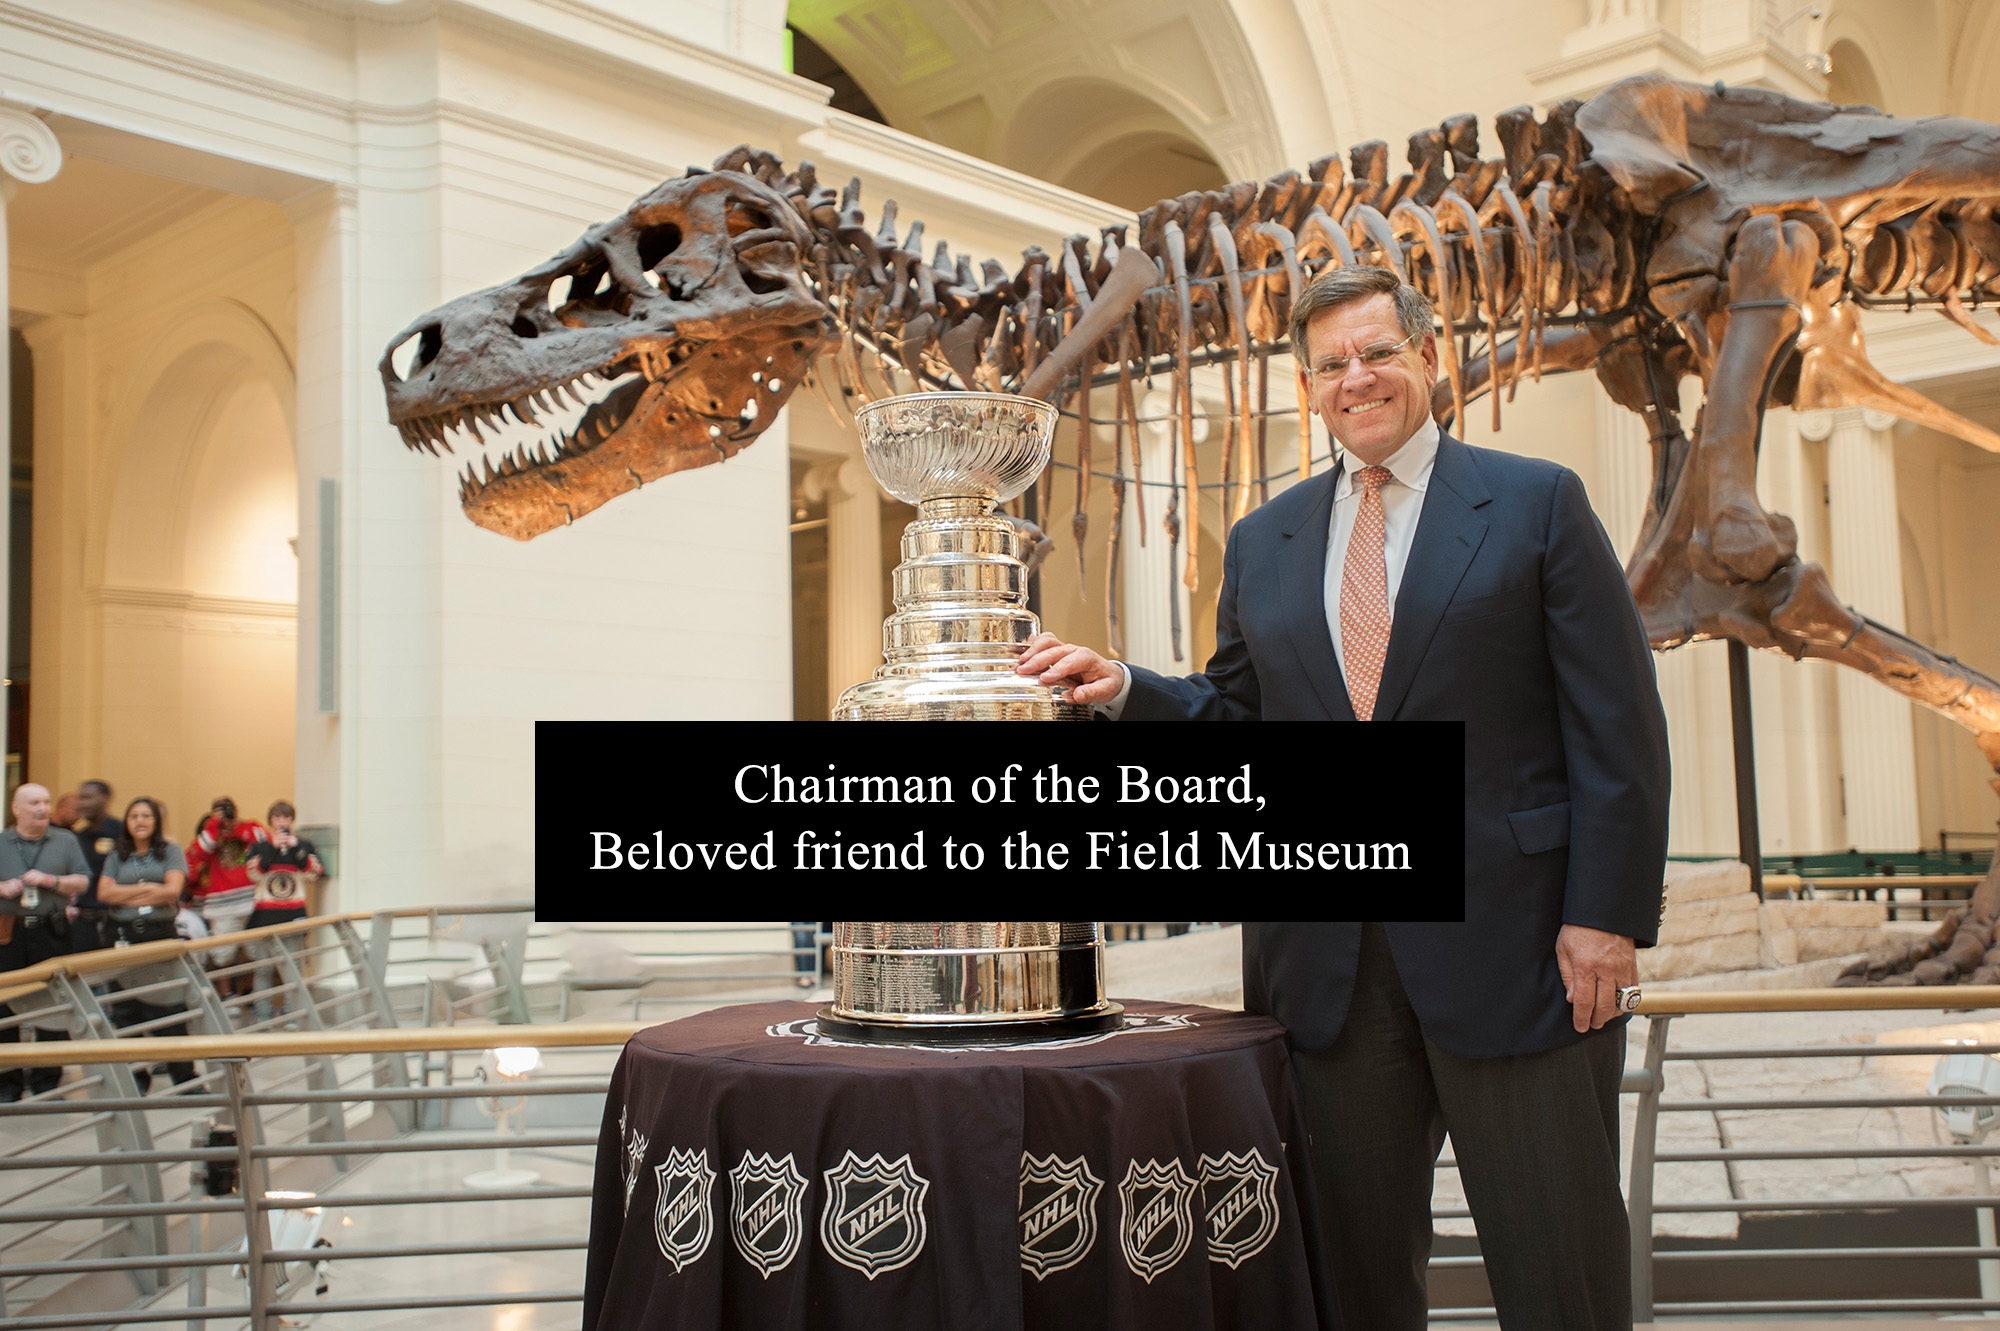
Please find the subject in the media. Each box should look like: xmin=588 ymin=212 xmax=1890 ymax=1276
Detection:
xmin=715 ymin=101 xmax=1605 ymax=432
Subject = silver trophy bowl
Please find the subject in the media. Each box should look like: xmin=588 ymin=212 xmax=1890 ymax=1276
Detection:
xmin=832 ymin=393 xmax=1092 ymax=722
xmin=815 ymin=921 xmax=1124 ymax=1043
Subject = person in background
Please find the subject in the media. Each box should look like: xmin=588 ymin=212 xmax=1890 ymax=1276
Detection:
xmin=0 ymin=783 xmax=93 ymax=1101
xmin=185 ymin=797 xmax=266 ymax=1001
xmin=98 ymin=797 xmax=197 ymax=1092
xmin=245 ymin=803 xmax=323 ymax=1021
xmin=67 ymin=780 xmax=119 ymax=953
xmin=245 ymin=802 xmax=322 ymax=930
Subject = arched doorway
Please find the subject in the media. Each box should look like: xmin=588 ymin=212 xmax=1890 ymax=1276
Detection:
xmin=95 ymin=307 xmax=298 ymax=839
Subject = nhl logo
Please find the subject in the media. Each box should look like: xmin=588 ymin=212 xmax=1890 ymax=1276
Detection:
xmin=729 ymin=1151 xmax=806 ymax=1279
xmin=1019 ymin=1153 xmax=1102 ymax=1279
xmin=820 ymin=1151 xmax=929 ymax=1279
xmin=1198 ymin=1149 xmax=1280 ymax=1269
xmin=1118 ymin=1158 xmax=1195 ymax=1283
xmin=652 ymin=1147 xmax=716 ymax=1273
xmin=619 ymin=1106 xmax=648 ymax=1217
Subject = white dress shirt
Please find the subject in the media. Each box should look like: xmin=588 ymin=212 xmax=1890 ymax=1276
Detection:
xmin=1094 ymin=416 xmax=1440 ymax=717
xmin=1325 ymin=416 xmax=1438 ymax=676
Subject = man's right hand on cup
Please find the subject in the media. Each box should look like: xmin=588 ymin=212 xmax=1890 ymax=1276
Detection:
xmin=1014 ymin=632 xmax=1125 ymax=705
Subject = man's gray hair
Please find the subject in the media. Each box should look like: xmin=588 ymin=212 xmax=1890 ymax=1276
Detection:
xmin=1287 ymin=265 xmax=1434 ymax=360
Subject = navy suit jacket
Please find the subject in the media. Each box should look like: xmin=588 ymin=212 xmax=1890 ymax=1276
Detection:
xmin=1125 ymin=433 xmax=1670 ymax=1058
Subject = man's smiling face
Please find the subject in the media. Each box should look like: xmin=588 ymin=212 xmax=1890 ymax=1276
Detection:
xmin=1300 ymin=292 xmax=1440 ymax=467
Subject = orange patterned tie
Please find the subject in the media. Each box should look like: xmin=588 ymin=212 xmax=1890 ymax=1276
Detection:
xmin=1341 ymin=465 xmax=1394 ymax=721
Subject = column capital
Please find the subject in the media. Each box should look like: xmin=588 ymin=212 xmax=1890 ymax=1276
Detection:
xmin=1860 ymin=407 xmax=1899 ymax=434
xmin=16 ymin=311 xmax=82 ymax=354
xmin=801 ymin=456 xmax=873 ymax=503
xmin=1795 ymin=409 xmax=1835 ymax=442
xmin=0 ymin=105 xmax=61 ymax=189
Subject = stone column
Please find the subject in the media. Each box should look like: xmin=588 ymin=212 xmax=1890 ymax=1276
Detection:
xmin=0 ymin=107 xmax=62 ymax=769
xmin=1803 ymin=406 xmax=1920 ymax=850
xmin=1119 ymin=389 xmax=1196 ymax=672
xmin=19 ymin=315 xmax=83 ymax=793
xmin=803 ymin=457 xmax=883 ymax=718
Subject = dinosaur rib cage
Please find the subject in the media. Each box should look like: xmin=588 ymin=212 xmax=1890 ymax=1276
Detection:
xmin=756 ymin=142 xmax=2000 ymax=448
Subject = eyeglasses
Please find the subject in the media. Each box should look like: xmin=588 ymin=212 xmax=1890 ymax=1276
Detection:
xmin=1308 ymin=331 xmax=1418 ymax=380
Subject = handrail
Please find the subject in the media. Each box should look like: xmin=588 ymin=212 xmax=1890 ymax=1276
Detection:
xmin=0 ymin=1021 xmax=649 ymax=1068
xmin=1762 ymin=873 xmax=1984 ymax=890
xmin=0 ymin=901 xmax=537 ymax=993
xmin=1635 ymin=985 xmax=2000 ymax=1015
xmin=6 ymin=982 xmax=1997 ymax=1053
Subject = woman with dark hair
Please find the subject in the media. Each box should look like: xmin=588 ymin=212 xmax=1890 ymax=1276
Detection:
xmin=98 ymin=798 xmax=197 ymax=1092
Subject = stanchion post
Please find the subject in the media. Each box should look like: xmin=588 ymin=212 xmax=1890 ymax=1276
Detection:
xmin=1975 ymin=1154 xmax=2000 ymax=1315
xmin=223 ymin=1058 xmax=274 ymax=1331
xmin=1626 ymin=1014 xmax=1672 ymax=1322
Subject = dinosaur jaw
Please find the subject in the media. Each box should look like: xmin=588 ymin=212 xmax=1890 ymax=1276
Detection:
xmin=393 ymin=328 xmax=823 ymax=540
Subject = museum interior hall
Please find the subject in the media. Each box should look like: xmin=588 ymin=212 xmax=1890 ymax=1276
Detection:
xmin=2 ymin=0 xmax=1999 ymax=902
xmin=5 ymin=0 xmax=2000 ymax=1325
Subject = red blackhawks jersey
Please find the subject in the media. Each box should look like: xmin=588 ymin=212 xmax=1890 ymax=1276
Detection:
xmin=187 ymin=816 xmax=268 ymax=915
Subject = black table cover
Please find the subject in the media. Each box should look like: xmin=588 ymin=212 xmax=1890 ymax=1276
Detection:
xmin=582 ymin=1000 xmax=1335 ymax=1331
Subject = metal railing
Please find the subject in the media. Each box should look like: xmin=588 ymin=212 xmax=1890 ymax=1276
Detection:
xmin=1423 ymin=985 xmax=2000 ymax=1323
xmin=1761 ymin=871 xmax=1988 ymax=920
xmin=0 ymin=1024 xmax=637 ymax=1330
xmin=570 ymin=923 xmax=826 ymax=1020
xmin=17 ymin=930 xmax=2000 ymax=1325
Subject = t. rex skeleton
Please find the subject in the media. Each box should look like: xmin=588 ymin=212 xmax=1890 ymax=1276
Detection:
xmin=380 ymin=74 xmax=2000 ymax=976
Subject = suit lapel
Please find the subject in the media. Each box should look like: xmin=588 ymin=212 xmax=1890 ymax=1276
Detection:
xmin=1276 ymin=467 xmax=1355 ymax=721
xmin=1373 ymin=434 xmax=1491 ymax=721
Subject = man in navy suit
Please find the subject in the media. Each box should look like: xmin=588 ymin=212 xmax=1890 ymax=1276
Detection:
xmin=1016 ymin=265 xmax=1670 ymax=1330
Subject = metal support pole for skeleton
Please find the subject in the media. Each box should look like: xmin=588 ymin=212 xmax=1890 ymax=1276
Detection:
xmin=1728 ymin=640 xmax=1765 ymax=900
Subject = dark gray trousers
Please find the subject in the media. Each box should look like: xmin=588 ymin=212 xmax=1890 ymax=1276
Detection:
xmin=1290 ymin=923 xmax=1630 ymax=1331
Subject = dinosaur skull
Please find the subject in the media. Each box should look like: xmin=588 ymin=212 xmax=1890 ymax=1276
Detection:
xmin=380 ymin=170 xmax=831 ymax=539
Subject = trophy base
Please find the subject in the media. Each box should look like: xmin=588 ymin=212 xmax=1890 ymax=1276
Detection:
xmin=833 ymin=672 xmax=1092 ymax=721
xmin=812 ymin=1003 xmax=1126 ymax=1045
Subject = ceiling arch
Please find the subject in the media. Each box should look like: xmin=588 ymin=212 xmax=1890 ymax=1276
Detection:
xmin=786 ymin=0 xmax=1286 ymax=203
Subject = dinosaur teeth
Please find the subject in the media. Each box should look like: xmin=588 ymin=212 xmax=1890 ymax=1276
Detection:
xmin=512 ymin=398 xmax=538 ymax=424
xmin=482 ymin=456 xmax=496 ymax=483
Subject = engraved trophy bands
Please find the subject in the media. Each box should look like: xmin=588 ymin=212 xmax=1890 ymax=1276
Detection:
xmin=832 ymin=392 xmax=1092 ymax=722
xmin=816 ymin=922 xmax=1124 ymax=1043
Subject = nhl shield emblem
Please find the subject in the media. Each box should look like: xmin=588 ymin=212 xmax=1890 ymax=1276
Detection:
xmin=1118 ymin=1158 xmax=1195 ymax=1283
xmin=820 ymin=1151 xmax=929 ymax=1279
xmin=619 ymin=1106 xmax=648 ymax=1217
xmin=1199 ymin=1149 xmax=1280 ymax=1269
xmin=652 ymin=1147 xmax=716 ymax=1273
xmin=1019 ymin=1153 xmax=1102 ymax=1279
xmin=729 ymin=1151 xmax=806 ymax=1278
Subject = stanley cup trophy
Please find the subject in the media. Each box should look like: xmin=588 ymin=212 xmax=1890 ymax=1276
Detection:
xmin=832 ymin=392 xmax=1093 ymax=723
xmin=816 ymin=922 xmax=1124 ymax=1043
xmin=821 ymin=397 xmax=1120 ymax=1042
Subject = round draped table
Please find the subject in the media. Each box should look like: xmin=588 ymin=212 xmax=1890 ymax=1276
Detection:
xmin=581 ymin=999 xmax=1334 ymax=1331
